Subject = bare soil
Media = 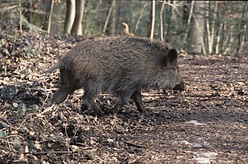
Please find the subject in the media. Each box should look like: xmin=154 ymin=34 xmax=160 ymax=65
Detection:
xmin=0 ymin=33 xmax=247 ymax=164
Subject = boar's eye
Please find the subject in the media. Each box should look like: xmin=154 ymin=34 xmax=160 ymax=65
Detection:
xmin=171 ymin=68 xmax=177 ymax=72
xmin=171 ymin=67 xmax=178 ymax=73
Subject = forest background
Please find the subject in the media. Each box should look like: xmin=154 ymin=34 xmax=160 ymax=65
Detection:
xmin=0 ymin=0 xmax=247 ymax=56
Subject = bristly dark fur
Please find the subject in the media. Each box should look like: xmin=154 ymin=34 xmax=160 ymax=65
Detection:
xmin=46 ymin=36 xmax=185 ymax=115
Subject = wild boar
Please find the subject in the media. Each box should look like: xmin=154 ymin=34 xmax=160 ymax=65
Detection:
xmin=45 ymin=36 xmax=185 ymax=115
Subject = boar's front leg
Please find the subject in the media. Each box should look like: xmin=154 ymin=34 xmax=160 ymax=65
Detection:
xmin=112 ymin=90 xmax=134 ymax=114
xmin=52 ymin=86 xmax=74 ymax=104
xmin=52 ymin=69 xmax=77 ymax=104
xmin=131 ymin=90 xmax=145 ymax=112
xmin=82 ymin=89 xmax=104 ymax=116
xmin=173 ymin=80 xmax=186 ymax=91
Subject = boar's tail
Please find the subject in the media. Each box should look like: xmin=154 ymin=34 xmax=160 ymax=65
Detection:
xmin=43 ymin=62 xmax=61 ymax=73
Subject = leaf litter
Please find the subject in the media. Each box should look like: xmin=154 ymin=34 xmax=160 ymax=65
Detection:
xmin=0 ymin=30 xmax=247 ymax=163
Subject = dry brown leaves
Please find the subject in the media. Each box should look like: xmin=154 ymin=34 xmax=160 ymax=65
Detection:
xmin=0 ymin=31 xmax=247 ymax=163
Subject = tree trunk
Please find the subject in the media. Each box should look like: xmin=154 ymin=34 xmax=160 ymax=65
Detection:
xmin=189 ymin=1 xmax=206 ymax=54
xmin=116 ymin=0 xmax=121 ymax=34
xmin=47 ymin=0 xmax=54 ymax=34
xmin=221 ymin=21 xmax=227 ymax=54
xmin=64 ymin=0 xmax=75 ymax=34
xmin=170 ymin=1 xmax=178 ymax=32
xmin=182 ymin=0 xmax=194 ymax=49
xmin=160 ymin=1 xmax=166 ymax=41
xmin=101 ymin=0 xmax=117 ymax=36
xmin=224 ymin=25 xmax=234 ymax=55
xmin=236 ymin=1 xmax=248 ymax=56
xmin=183 ymin=0 xmax=191 ymax=25
xmin=206 ymin=1 xmax=218 ymax=54
xmin=210 ymin=1 xmax=218 ymax=54
xmin=205 ymin=1 xmax=210 ymax=53
xmin=50 ymin=1 xmax=63 ymax=35
xmin=165 ymin=0 xmax=172 ymax=40
xmin=109 ymin=0 xmax=116 ymax=36
xmin=71 ymin=0 xmax=85 ymax=35
xmin=19 ymin=0 xmax=22 ymax=31
xmin=149 ymin=0 xmax=155 ymax=40
xmin=215 ymin=22 xmax=223 ymax=54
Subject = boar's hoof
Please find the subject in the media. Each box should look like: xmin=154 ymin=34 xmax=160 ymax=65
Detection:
xmin=82 ymin=109 xmax=104 ymax=117
xmin=173 ymin=81 xmax=186 ymax=91
xmin=81 ymin=103 xmax=88 ymax=111
xmin=112 ymin=104 xmax=123 ymax=114
xmin=131 ymin=90 xmax=145 ymax=113
xmin=52 ymin=87 xmax=71 ymax=104
xmin=81 ymin=103 xmax=105 ymax=116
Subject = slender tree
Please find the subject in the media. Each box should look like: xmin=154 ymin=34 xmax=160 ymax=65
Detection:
xmin=103 ymin=0 xmax=115 ymax=35
xmin=160 ymin=0 xmax=166 ymax=41
xmin=236 ymin=1 xmax=248 ymax=56
xmin=50 ymin=1 xmax=63 ymax=35
xmin=149 ymin=0 xmax=155 ymax=40
xmin=64 ymin=0 xmax=75 ymax=34
xmin=182 ymin=0 xmax=194 ymax=49
xmin=110 ymin=0 xmax=116 ymax=36
xmin=189 ymin=1 xmax=206 ymax=54
xmin=19 ymin=0 xmax=22 ymax=31
xmin=206 ymin=1 xmax=218 ymax=54
xmin=64 ymin=0 xmax=85 ymax=35
xmin=224 ymin=25 xmax=234 ymax=55
xmin=71 ymin=0 xmax=84 ymax=35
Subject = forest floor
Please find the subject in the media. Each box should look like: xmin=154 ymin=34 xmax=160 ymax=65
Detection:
xmin=0 ymin=32 xmax=247 ymax=164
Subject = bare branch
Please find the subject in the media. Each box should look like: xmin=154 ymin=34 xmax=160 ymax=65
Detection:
xmin=183 ymin=1 xmax=194 ymax=48
xmin=47 ymin=0 xmax=54 ymax=34
xmin=103 ymin=0 xmax=115 ymax=34
xmin=135 ymin=2 xmax=148 ymax=32
xmin=158 ymin=0 xmax=183 ymax=17
xmin=160 ymin=1 xmax=166 ymax=41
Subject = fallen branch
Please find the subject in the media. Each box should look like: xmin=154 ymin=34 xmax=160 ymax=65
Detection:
xmin=24 ymin=150 xmax=73 ymax=155
xmin=122 ymin=140 xmax=146 ymax=148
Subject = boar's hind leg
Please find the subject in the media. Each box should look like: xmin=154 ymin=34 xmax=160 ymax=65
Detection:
xmin=113 ymin=91 xmax=134 ymax=114
xmin=131 ymin=90 xmax=145 ymax=112
xmin=52 ymin=87 xmax=73 ymax=104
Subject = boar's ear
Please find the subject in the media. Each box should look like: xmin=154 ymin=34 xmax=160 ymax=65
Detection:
xmin=167 ymin=48 xmax=178 ymax=66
